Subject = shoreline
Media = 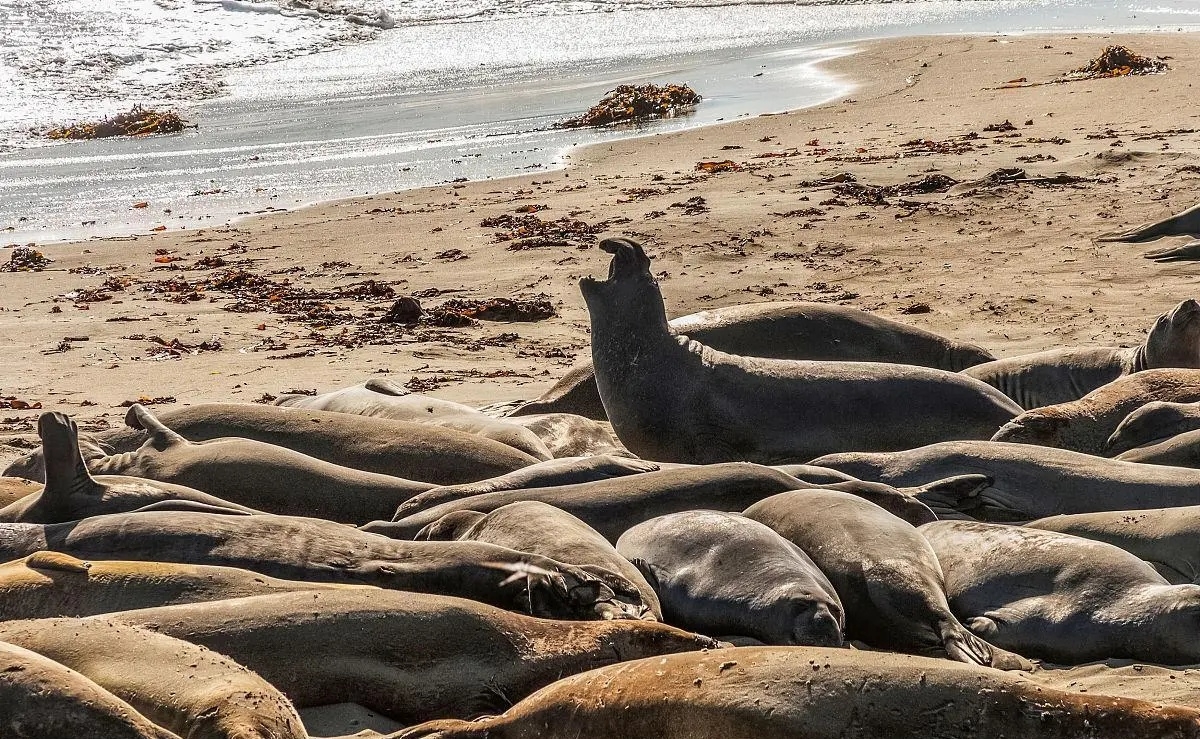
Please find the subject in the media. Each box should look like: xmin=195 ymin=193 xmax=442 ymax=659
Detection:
xmin=4 ymin=30 xmax=1200 ymax=465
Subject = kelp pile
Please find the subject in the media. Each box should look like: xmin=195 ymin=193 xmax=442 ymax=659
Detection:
xmin=1068 ymin=46 xmax=1168 ymax=79
xmin=560 ymin=84 xmax=701 ymax=128
xmin=44 ymin=106 xmax=189 ymax=140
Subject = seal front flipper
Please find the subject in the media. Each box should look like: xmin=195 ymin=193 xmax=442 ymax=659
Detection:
xmin=25 ymin=550 xmax=92 ymax=574
xmin=365 ymin=377 xmax=412 ymax=397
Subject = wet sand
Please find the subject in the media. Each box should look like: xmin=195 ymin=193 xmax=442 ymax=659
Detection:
xmin=2 ymin=31 xmax=1198 ymax=468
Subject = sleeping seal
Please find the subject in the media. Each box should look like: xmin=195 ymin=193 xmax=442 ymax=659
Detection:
xmin=0 ymin=618 xmax=306 ymax=739
xmin=417 ymin=500 xmax=661 ymax=619
xmin=106 ymin=589 xmax=716 ymax=723
xmin=1115 ymin=429 xmax=1200 ymax=467
xmin=1027 ymin=507 xmax=1200 ymax=585
xmin=616 ymin=510 xmax=844 ymax=645
xmin=514 ymin=300 xmax=994 ymax=421
xmin=814 ymin=440 xmax=1200 ymax=521
xmin=0 ymin=412 xmax=255 ymax=524
xmin=922 ymin=520 xmax=1200 ymax=665
xmin=0 ymin=640 xmax=179 ymax=739
xmin=992 ymin=368 xmax=1200 ymax=455
xmin=275 ymin=379 xmax=553 ymax=460
xmin=580 ymin=238 xmax=1020 ymax=463
xmin=1106 ymin=400 xmax=1200 ymax=456
xmin=743 ymin=489 xmax=1027 ymax=669
xmin=963 ymin=299 xmax=1200 ymax=409
xmin=394 ymin=647 xmax=1200 ymax=739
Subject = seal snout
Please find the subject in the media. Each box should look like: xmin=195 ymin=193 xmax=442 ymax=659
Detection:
xmin=597 ymin=237 xmax=653 ymax=282
xmin=798 ymin=603 xmax=844 ymax=647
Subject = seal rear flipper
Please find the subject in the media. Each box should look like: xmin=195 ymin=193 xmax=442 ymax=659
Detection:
xmin=1097 ymin=202 xmax=1200 ymax=243
xmin=124 ymin=404 xmax=186 ymax=451
xmin=394 ymin=719 xmax=479 ymax=739
xmin=39 ymin=411 xmax=99 ymax=501
xmin=1144 ymin=240 xmax=1200 ymax=262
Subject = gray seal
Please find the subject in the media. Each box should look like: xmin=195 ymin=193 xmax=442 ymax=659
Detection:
xmin=616 ymin=510 xmax=843 ymax=645
xmin=579 ymin=238 xmax=1020 ymax=464
xmin=1106 ymin=399 xmax=1200 ymax=456
xmin=923 ymin=520 xmax=1200 ymax=665
xmin=963 ymin=299 xmax=1200 ymax=409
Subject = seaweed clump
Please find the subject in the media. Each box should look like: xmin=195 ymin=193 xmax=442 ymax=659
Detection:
xmin=560 ymin=84 xmax=701 ymax=128
xmin=44 ymin=106 xmax=190 ymax=140
xmin=1068 ymin=46 xmax=1168 ymax=79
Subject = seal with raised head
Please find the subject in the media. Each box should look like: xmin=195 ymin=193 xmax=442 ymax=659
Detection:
xmin=0 ymin=510 xmax=646 ymax=621
xmin=275 ymin=379 xmax=554 ymax=460
xmin=84 ymin=404 xmax=434 ymax=524
xmin=514 ymin=299 xmax=994 ymax=421
xmin=814 ymin=440 xmax=1200 ymax=521
xmin=964 ymin=299 xmax=1200 ymax=409
xmin=1027 ymin=506 xmax=1200 ymax=585
xmin=579 ymin=238 xmax=1020 ymax=464
xmin=417 ymin=500 xmax=661 ymax=619
xmin=394 ymin=647 xmax=1200 ymax=739
xmin=616 ymin=510 xmax=843 ymax=646
xmin=743 ymin=489 xmax=1026 ymax=668
xmin=0 ymin=552 xmax=372 ymax=620
xmin=0 ymin=412 xmax=256 ymax=524
xmin=0 ymin=640 xmax=179 ymax=739
xmin=1106 ymin=399 xmax=1200 ymax=456
xmin=2 ymin=402 xmax=539 ymax=485
xmin=992 ymin=368 xmax=1200 ymax=455
xmin=106 ymin=589 xmax=717 ymax=723
xmin=922 ymin=520 xmax=1200 ymax=665
xmin=0 ymin=618 xmax=307 ymax=739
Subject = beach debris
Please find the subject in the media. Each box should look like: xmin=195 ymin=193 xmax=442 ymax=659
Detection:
xmin=1068 ymin=45 xmax=1168 ymax=79
xmin=670 ymin=196 xmax=709 ymax=215
xmin=434 ymin=297 xmax=555 ymax=322
xmin=480 ymin=212 xmax=616 ymax=250
xmin=899 ymin=302 xmax=933 ymax=315
xmin=969 ymin=168 xmax=1091 ymax=189
xmin=434 ymin=249 xmax=468 ymax=261
xmin=44 ymin=106 xmax=191 ymax=140
xmin=133 ymin=335 xmax=223 ymax=360
xmin=983 ymin=120 xmax=1017 ymax=132
xmin=119 ymin=396 xmax=176 ymax=407
xmin=559 ymin=83 xmax=701 ymax=128
xmin=0 ymin=397 xmax=41 ymax=410
xmin=828 ymin=175 xmax=959 ymax=206
xmin=695 ymin=160 xmax=741 ymax=174
xmin=381 ymin=296 xmax=424 ymax=325
xmin=1 ymin=246 xmax=51 ymax=272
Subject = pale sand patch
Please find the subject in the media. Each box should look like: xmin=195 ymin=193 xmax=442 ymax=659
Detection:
xmin=3 ymin=32 xmax=1198 ymax=469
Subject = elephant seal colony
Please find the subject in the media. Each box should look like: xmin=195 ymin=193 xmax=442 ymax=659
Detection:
xmin=8 ymin=236 xmax=1200 ymax=738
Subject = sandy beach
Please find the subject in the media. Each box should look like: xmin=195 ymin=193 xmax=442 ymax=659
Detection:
xmin=3 ymin=30 xmax=1198 ymax=467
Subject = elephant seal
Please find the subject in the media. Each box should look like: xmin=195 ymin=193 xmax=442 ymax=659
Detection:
xmin=0 ymin=552 xmax=372 ymax=620
xmin=1027 ymin=507 xmax=1200 ymax=585
xmin=992 ymin=368 xmax=1200 ymax=455
xmin=85 ymin=404 xmax=434 ymax=524
xmin=514 ymin=299 xmax=994 ymax=421
xmin=963 ymin=299 xmax=1200 ymax=409
xmin=0 ymin=640 xmax=179 ymax=739
xmin=275 ymin=379 xmax=553 ymax=460
xmin=375 ymin=463 xmax=940 ymax=541
xmin=106 ymin=589 xmax=717 ymax=723
xmin=402 ymin=455 xmax=659 ymax=512
xmin=0 ymin=618 xmax=306 ymax=739
xmin=616 ymin=510 xmax=843 ymax=646
xmin=1107 ymin=400 xmax=1200 ymax=456
xmin=3 ymin=402 xmax=538 ymax=485
xmin=743 ymin=490 xmax=1026 ymax=669
xmin=0 ymin=510 xmax=646 ymax=621
xmin=580 ymin=238 xmax=1019 ymax=463
xmin=922 ymin=520 xmax=1200 ymax=665
xmin=395 ymin=647 xmax=1200 ymax=739
xmin=503 ymin=413 xmax=631 ymax=457
xmin=0 ymin=412 xmax=256 ymax=524
xmin=815 ymin=440 xmax=1200 ymax=522
xmin=417 ymin=500 xmax=660 ymax=619
xmin=1116 ymin=429 xmax=1200 ymax=467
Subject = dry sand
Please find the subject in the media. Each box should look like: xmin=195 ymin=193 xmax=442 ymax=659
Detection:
xmin=2 ymin=31 xmax=1199 ymax=468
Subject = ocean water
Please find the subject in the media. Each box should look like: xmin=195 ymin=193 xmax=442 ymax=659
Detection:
xmin=2 ymin=0 xmax=1199 ymax=243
